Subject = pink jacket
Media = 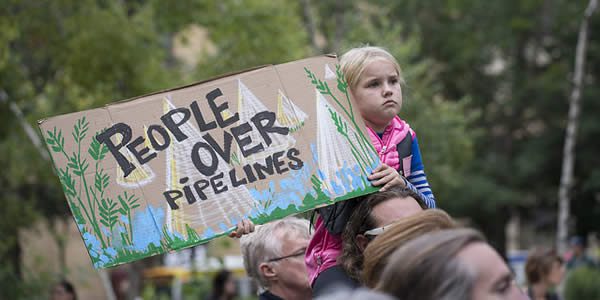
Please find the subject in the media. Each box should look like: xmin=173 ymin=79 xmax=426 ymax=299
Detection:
xmin=305 ymin=116 xmax=413 ymax=285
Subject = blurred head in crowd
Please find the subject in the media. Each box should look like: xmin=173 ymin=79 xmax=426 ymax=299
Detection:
xmin=569 ymin=236 xmax=585 ymax=255
xmin=240 ymin=217 xmax=311 ymax=300
xmin=315 ymin=288 xmax=396 ymax=300
xmin=525 ymin=249 xmax=565 ymax=289
xmin=209 ymin=269 xmax=237 ymax=300
xmin=51 ymin=280 xmax=77 ymax=300
xmin=377 ymin=228 xmax=527 ymax=300
xmin=362 ymin=209 xmax=457 ymax=287
xmin=339 ymin=187 xmax=426 ymax=281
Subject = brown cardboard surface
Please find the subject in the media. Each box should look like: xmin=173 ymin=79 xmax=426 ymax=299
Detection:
xmin=38 ymin=55 xmax=380 ymax=268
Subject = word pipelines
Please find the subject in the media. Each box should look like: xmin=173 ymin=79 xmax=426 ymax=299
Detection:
xmin=164 ymin=148 xmax=303 ymax=210
xmin=96 ymin=87 xmax=306 ymax=208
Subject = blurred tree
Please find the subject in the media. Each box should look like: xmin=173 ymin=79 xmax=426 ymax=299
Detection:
xmin=378 ymin=0 xmax=600 ymax=251
xmin=0 ymin=0 xmax=486 ymax=298
xmin=1 ymin=0 xmax=177 ymax=297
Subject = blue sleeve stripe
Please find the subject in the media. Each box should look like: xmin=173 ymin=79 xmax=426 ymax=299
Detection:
xmin=409 ymin=170 xmax=425 ymax=176
xmin=407 ymin=175 xmax=426 ymax=182
xmin=412 ymin=180 xmax=429 ymax=186
xmin=415 ymin=186 xmax=432 ymax=191
xmin=403 ymin=178 xmax=436 ymax=208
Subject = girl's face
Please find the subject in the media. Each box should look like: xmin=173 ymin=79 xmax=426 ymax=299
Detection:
xmin=351 ymin=58 xmax=402 ymax=132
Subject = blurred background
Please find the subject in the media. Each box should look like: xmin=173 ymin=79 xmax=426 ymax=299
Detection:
xmin=1 ymin=0 xmax=599 ymax=299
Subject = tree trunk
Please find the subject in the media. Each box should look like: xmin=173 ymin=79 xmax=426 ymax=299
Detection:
xmin=557 ymin=0 xmax=597 ymax=253
xmin=332 ymin=0 xmax=347 ymax=53
xmin=299 ymin=0 xmax=321 ymax=53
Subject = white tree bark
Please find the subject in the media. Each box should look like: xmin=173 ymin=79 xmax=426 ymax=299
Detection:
xmin=299 ymin=0 xmax=321 ymax=53
xmin=557 ymin=0 xmax=597 ymax=253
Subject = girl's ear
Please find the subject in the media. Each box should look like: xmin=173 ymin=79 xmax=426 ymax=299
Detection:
xmin=356 ymin=234 xmax=370 ymax=252
xmin=259 ymin=262 xmax=277 ymax=281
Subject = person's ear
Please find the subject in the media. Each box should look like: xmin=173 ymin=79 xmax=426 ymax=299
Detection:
xmin=356 ymin=234 xmax=370 ymax=252
xmin=259 ymin=262 xmax=277 ymax=281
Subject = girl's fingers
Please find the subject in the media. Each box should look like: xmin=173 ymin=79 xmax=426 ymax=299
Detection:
xmin=372 ymin=171 xmax=396 ymax=187
xmin=368 ymin=165 xmax=393 ymax=180
xmin=380 ymin=176 xmax=404 ymax=191
xmin=371 ymin=164 xmax=386 ymax=173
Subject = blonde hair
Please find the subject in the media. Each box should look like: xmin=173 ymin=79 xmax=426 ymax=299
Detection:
xmin=362 ymin=209 xmax=458 ymax=287
xmin=339 ymin=46 xmax=404 ymax=90
xmin=376 ymin=228 xmax=486 ymax=300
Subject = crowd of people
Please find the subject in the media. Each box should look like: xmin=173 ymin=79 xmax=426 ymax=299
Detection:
xmin=231 ymin=46 xmax=598 ymax=300
xmin=53 ymin=45 xmax=597 ymax=300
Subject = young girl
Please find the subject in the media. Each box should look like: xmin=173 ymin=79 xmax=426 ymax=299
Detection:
xmin=306 ymin=46 xmax=437 ymax=294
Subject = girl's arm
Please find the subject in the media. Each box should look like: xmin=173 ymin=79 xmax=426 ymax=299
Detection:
xmin=403 ymin=136 xmax=436 ymax=208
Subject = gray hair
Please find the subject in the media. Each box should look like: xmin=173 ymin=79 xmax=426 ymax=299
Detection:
xmin=315 ymin=288 xmax=396 ymax=300
xmin=240 ymin=217 xmax=310 ymax=289
xmin=376 ymin=228 xmax=483 ymax=300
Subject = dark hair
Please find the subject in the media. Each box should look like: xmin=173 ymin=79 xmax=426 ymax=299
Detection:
xmin=212 ymin=269 xmax=233 ymax=297
xmin=525 ymin=249 xmax=564 ymax=284
xmin=56 ymin=280 xmax=77 ymax=300
xmin=339 ymin=187 xmax=426 ymax=281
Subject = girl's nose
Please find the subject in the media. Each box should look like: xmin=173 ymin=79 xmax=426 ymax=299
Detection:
xmin=382 ymin=83 xmax=393 ymax=97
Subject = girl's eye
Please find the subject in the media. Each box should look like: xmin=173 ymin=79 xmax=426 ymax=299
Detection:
xmin=390 ymin=78 xmax=399 ymax=84
xmin=367 ymin=81 xmax=380 ymax=88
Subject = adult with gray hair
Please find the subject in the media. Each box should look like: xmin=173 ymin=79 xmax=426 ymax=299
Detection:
xmin=240 ymin=217 xmax=312 ymax=300
xmin=376 ymin=228 xmax=528 ymax=300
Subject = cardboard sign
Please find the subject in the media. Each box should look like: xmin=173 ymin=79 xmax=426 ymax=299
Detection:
xmin=39 ymin=55 xmax=380 ymax=268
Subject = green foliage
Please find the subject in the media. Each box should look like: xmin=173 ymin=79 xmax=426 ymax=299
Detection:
xmin=88 ymin=131 xmax=109 ymax=161
xmin=193 ymin=0 xmax=309 ymax=79
xmin=99 ymin=198 xmax=119 ymax=231
xmin=328 ymin=108 xmax=349 ymax=138
xmin=564 ymin=267 xmax=600 ymax=300
xmin=118 ymin=191 xmax=140 ymax=245
xmin=45 ymin=128 xmax=65 ymax=153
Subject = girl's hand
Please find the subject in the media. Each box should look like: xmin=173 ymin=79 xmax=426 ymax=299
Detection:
xmin=368 ymin=163 xmax=406 ymax=192
xmin=228 ymin=218 xmax=255 ymax=238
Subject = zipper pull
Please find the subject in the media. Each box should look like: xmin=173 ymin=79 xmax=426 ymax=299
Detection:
xmin=380 ymin=145 xmax=387 ymax=155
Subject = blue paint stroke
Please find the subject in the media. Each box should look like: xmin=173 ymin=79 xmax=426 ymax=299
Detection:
xmin=350 ymin=165 xmax=366 ymax=190
xmin=105 ymin=247 xmax=117 ymax=257
xmin=101 ymin=226 xmax=110 ymax=236
xmin=82 ymin=231 xmax=102 ymax=258
xmin=218 ymin=222 xmax=229 ymax=232
xmin=310 ymin=143 xmax=319 ymax=163
xmin=131 ymin=205 xmax=164 ymax=252
xmin=202 ymin=227 xmax=216 ymax=239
